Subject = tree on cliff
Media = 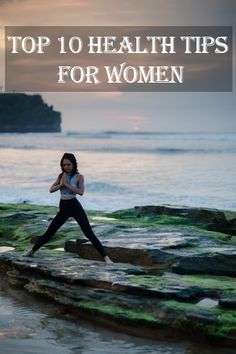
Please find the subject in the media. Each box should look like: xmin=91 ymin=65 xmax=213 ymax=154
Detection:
xmin=0 ymin=93 xmax=61 ymax=132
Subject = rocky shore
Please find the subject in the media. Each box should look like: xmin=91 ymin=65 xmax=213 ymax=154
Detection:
xmin=0 ymin=203 xmax=236 ymax=346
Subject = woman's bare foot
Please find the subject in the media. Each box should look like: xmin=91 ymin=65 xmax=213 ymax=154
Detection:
xmin=104 ymin=256 xmax=114 ymax=266
xmin=22 ymin=250 xmax=34 ymax=257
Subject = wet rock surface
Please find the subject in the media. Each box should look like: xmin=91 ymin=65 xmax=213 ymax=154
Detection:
xmin=0 ymin=251 xmax=236 ymax=346
xmin=172 ymin=251 xmax=236 ymax=276
xmin=1 ymin=203 xmax=236 ymax=345
xmin=66 ymin=225 xmax=236 ymax=274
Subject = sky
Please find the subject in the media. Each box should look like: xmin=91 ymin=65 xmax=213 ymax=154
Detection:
xmin=0 ymin=0 xmax=235 ymax=133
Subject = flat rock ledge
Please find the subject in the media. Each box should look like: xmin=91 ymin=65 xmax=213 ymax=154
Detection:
xmin=0 ymin=251 xmax=236 ymax=347
xmin=65 ymin=225 xmax=236 ymax=276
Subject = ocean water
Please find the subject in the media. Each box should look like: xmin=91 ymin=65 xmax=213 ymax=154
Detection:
xmin=0 ymin=131 xmax=235 ymax=211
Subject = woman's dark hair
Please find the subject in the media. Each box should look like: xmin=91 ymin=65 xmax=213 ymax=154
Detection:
xmin=60 ymin=153 xmax=78 ymax=176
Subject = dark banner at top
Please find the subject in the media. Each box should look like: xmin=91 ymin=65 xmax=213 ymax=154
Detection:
xmin=5 ymin=26 xmax=232 ymax=92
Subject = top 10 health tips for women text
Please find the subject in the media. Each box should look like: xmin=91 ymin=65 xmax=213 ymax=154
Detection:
xmin=5 ymin=26 xmax=232 ymax=92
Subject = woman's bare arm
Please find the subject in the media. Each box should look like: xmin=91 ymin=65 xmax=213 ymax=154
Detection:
xmin=50 ymin=175 xmax=63 ymax=193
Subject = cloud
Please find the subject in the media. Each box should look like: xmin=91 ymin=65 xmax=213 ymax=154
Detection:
xmin=112 ymin=114 xmax=150 ymax=132
xmin=0 ymin=0 xmax=17 ymax=4
xmin=92 ymin=91 xmax=122 ymax=98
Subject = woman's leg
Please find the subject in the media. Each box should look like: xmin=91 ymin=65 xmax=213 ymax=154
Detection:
xmin=72 ymin=199 xmax=107 ymax=258
xmin=31 ymin=209 xmax=69 ymax=253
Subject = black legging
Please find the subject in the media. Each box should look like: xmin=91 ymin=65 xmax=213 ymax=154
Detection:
xmin=32 ymin=198 xmax=107 ymax=257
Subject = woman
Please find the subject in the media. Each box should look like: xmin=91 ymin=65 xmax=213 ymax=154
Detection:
xmin=24 ymin=153 xmax=113 ymax=266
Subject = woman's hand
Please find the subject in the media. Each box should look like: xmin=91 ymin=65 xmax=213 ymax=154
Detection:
xmin=61 ymin=172 xmax=68 ymax=186
xmin=50 ymin=174 xmax=65 ymax=193
xmin=51 ymin=173 xmax=84 ymax=196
